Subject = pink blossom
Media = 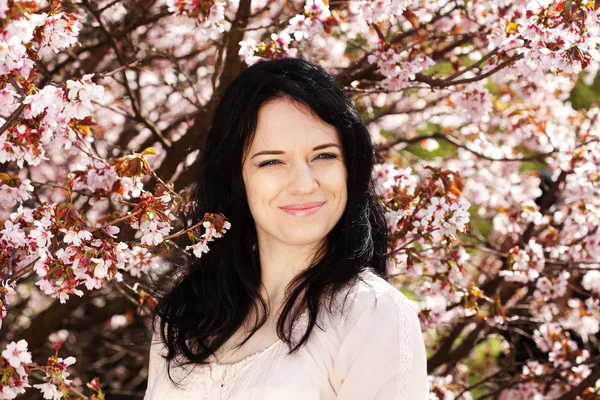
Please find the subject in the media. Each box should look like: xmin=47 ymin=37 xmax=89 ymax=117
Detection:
xmin=185 ymin=219 xmax=231 ymax=258
xmin=2 ymin=340 xmax=32 ymax=368
xmin=121 ymin=245 xmax=158 ymax=277
xmin=368 ymin=47 xmax=434 ymax=91
xmin=206 ymin=2 xmax=225 ymax=29
xmin=37 ymin=13 xmax=80 ymax=58
xmin=304 ymin=0 xmax=331 ymax=21
xmin=64 ymin=74 xmax=105 ymax=120
xmin=119 ymin=176 xmax=144 ymax=199
xmin=452 ymin=82 xmax=492 ymax=123
xmin=420 ymin=138 xmax=439 ymax=152
xmin=61 ymin=356 xmax=76 ymax=367
xmin=0 ymin=304 xmax=6 ymax=330
xmin=61 ymin=229 xmax=90 ymax=246
xmin=0 ymin=361 xmax=30 ymax=398
xmin=349 ymin=0 xmax=408 ymax=24
xmin=428 ymin=374 xmax=464 ymax=399
xmin=238 ymin=38 xmax=262 ymax=65
xmin=1 ymin=12 xmax=47 ymax=43
xmin=582 ymin=270 xmax=600 ymax=294
xmin=76 ymin=161 xmax=119 ymax=192
xmin=83 ymin=275 xmax=102 ymax=291
xmin=33 ymin=382 xmax=61 ymax=400
xmin=0 ymin=280 xmax=16 ymax=331
xmin=533 ymin=322 xmax=563 ymax=352
xmin=0 ymin=36 xmax=34 ymax=78
xmin=48 ymin=329 xmax=69 ymax=343
xmin=372 ymin=163 xmax=417 ymax=199
xmin=1 ymin=281 xmax=17 ymax=306
xmin=0 ymin=86 xmax=19 ymax=116
xmin=91 ymin=257 xmax=108 ymax=279
xmin=186 ymin=237 xmax=210 ymax=258
xmin=384 ymin=208 xmax=403 ymax=232
xmin=270 ymin=32 xmax=292 ymax=49
xmin=139 ymin=218 xmax=171 ymax=246
xmin=288 ymin=15 xmax=313 ymax=41
xmin=1 ymin=220 xmax=26 ymax=247
xmin=0 ymin=178 xmax=34 ymax=208
xmin=23 ymin=85 xmax=64 ymax=119
xmin=0 ymin=0 xmax=9 ymax=20
xmin=29 ymin=225 xmax=53 ymax=248
xmin=105 ymin=225 xmax=120 ymax=236
xmin=534 ymin=271 xmax=569 ymax=301
xmin=499 ymin=241 xmax=546 ymax=283
xmin=166 ymin=0 xmax=225 ymax=36
xmin=35 ymin=278 xmax=57 ymax=296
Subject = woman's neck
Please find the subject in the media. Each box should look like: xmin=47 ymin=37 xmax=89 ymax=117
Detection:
xmin=256 ymin=238 xmax=322 ymax=306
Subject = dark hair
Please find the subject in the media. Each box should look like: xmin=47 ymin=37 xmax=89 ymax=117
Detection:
xmin=152 ymin=57 xmax=388 ymax=381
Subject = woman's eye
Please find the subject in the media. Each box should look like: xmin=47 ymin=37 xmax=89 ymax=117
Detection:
xmin=315 ymin=153 xmax=338 ymax=160
xmin=258 ymin=154 xmax=337 ymax=168
xmin=258 ymin=160 xmax=282 ymax=167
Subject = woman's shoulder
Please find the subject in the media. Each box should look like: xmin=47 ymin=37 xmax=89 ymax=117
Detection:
xmin=348 ymin=269 xmax=417 ymax=312
xmin=328 ymin=269 xmax=420 ymax=335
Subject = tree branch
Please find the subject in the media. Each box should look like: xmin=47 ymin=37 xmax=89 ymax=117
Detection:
xmin=153 ymin=0 xmax=254 ymax=188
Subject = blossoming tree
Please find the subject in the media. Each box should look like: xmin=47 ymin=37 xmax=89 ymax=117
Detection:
xmin=1 ymin=0 xmax=599 ymax=398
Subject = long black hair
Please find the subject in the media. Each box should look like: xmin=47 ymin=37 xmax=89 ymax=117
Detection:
xmin=152 ymin=57 xmax=388 ymax=380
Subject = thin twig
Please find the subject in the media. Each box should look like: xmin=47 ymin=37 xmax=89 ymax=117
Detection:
xmin=100 ymin=59 xmax=142 ymax=79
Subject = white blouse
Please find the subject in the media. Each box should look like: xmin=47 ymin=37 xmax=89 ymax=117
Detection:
xmin=144 ymin=270 xmax=429 ymax=399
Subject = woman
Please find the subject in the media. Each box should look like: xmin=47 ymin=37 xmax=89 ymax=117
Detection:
xmin=145 ymin=57 xmax=429 ymax=399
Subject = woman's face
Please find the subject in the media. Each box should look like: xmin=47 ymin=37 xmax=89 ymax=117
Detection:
xmin=242 ymin=98 xmax=348 ymax=251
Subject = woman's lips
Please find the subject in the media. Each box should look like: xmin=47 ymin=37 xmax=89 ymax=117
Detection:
xmin=280 ymin=202 xmax=325 ymax=217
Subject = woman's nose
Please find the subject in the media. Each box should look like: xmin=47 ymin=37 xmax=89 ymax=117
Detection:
xmin=288 ymin=161 xmax=318 ymax=194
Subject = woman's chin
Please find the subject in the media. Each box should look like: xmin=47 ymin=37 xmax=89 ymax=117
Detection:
xmin=280 ymin=233 xmax=328 ymax=248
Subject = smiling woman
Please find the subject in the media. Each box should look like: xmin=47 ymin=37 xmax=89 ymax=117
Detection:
xmin=145 ymin=58 xmax=429 ymax=399
xmin=242 ymin=99 xmax=348 ymax=256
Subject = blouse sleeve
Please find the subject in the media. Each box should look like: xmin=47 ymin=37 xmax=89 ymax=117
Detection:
xmin=144 ymin=326 xmax=166 ymax=400
xmin=329 ymin=289 xmax=429 ymax=400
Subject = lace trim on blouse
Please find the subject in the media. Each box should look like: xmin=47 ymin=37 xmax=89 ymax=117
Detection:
xmin=391 ymin=292 xmax=415 ymax=400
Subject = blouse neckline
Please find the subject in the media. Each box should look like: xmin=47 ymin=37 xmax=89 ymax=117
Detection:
xmin=206 ymin=307 xmax=311 ymax=369
xmin=207 ymin=338 xmax=283 ymax=368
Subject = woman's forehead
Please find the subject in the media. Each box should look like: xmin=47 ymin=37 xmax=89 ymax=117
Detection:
xmin=251 ymin=99 xmax=340 ymax=149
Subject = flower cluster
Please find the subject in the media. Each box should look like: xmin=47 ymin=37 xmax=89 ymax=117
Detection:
xmin=451 ymin=82 xmax=493 ymax=123
xmin=166 ymin=0 xmax=225 ymax=36
xmin=499 ymin=240 xmax=545 ymax=283
xmin=0 ymin=338 xmax=89 ymax=400
xmin=367 ymin=46 xmax=435 ymax=92
xmin=130 ymin=192 xmax=174 ymax=246
xmin=377 ymin=166 xmax=472 ymax=286
xmin=0 ymin=340 xmax=31 ymax=399
xmin=33 ymin=348 xmax=77 ymax=400
xmin=1 ymin=2 xmax=103 ymax=172
xmin=372 ymin=163 xmax=418 ymax=201
xmin=238 ymin=0 xmax=336 ymax=65
xmin=72 ymin=158 xmax=144 ymax=201
xmin=0 ymin=280 xmax=16 ymax=329
xmin=239 ymin=32 xmax=298 ymax=66
xmin=0 ymin=187 xmax=174 ymax=306
xmin=0 ymin=204 xmax=117 ymax=303
xmin=186 ymin=213 xmax=231 ymax=258
xmin=516 ymin=3 xmax=600 ymax=74
xmin=37 ymin=12 xmax=80 ymax=58
xmin=3 ymin=74 xmax=104 ymax=168
xmin=120 ymin=246 xmax=159 ymax=278
xmin=411 ymin=195 xmax=471 ymax=242
xmin=348 ymin=0 xmax=409 ymax=24
xmin=0 ymin=174 xmax=34 ymax=209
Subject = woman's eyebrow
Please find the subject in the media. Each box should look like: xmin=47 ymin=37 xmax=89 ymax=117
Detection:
xmin=250 ymin=143 xmax=340 ymax=159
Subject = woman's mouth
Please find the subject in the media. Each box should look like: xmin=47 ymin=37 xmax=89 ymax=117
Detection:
xmin=280 ymin=201 xmax=326 ymax=217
